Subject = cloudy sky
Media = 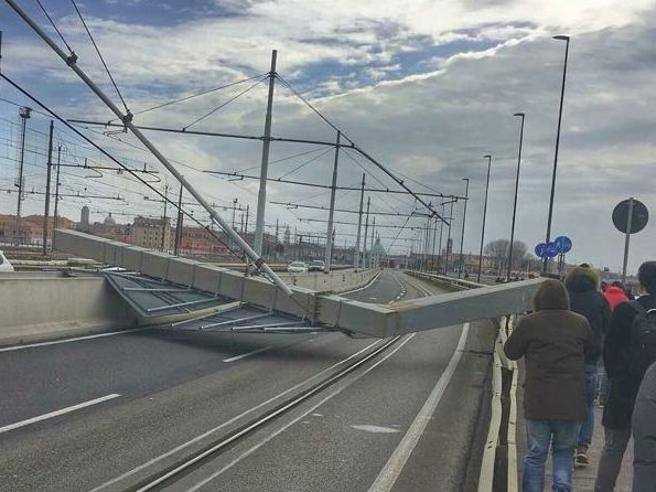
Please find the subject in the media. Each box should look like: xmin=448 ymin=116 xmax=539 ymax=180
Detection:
xmin=1 ymin=0 xmax=654 ymax=273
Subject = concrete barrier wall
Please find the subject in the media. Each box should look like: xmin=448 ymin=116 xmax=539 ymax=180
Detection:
xmin=405 ymin=270 xmax=484 ymax=291
xmin=281 ymin=268 xmax=379 ymax=293
xmin=0 ymin=275 xmax=138 ymax=346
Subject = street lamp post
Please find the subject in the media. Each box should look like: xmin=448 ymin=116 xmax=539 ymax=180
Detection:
xmin=507 ymin=112 xmax=525 ymax=281
xmin=543 ymin=35 xmax=570 ymax=274
xmin=458 ymin=178 xmax=469 ymax=278
xmin=477 ymin=155 xmax=492 ymax=283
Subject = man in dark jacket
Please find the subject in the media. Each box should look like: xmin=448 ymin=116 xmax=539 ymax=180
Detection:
xmin=505 ymin=279 xmax=593 ymax=492
xmin=632 ymin=360 xmax=656 ymax=492
xmin=595 ymin=261 xmax=656 ymax=491
xmin=565 ymin=266 xmax=611 ymax=465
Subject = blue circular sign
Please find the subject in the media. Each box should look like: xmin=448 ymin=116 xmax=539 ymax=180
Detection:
xmin=535 ymin=243 xmax=548 ymax=258
xmin=554 ymin=236 xmax=572 ymax=254
xmin=545 ymin=242 xmax=559 ymax=258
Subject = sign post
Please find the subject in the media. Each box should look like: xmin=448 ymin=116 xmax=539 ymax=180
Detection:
xmin=612 ymin=197 xmax=649 ymax=283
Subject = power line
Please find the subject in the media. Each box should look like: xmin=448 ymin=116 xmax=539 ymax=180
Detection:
xmin=270 ymin=201 xmax=429 ymax=218
xmin=34 ymin=0 xmax=75 ymax=55
xmin=70 ymin=0 xmax=129 ymax=114
xmin=276 ymin=147 xmax=332 ymax=179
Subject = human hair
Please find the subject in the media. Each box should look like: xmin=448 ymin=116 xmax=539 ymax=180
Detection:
xmin=533 ymin=279 xmax=570 ymax=311
xmin=638 ymin=261 xmax=656 ymax=295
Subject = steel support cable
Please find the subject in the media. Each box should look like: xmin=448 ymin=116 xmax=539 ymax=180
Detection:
xmin=0 ymin=73 xmax=247 ymax=263
xmin=276 ymin=147 xmax=332 ymax=179
xmin=182 ymin=75 xmax=267 ymax=131
xmin=235 ymin=146 xmax=325 ymax=174
xmin=114 ymin=73 xmax=267 ymax=122
xmin=275 ymin=74 xmax=448 ymax=223
xmin=274 ymin=73 xmax=354 ymax=146
xmin=34 ymin=0 xmax=75 ymax=54
xmin=70 ymin=0 xmax=129 ymax=114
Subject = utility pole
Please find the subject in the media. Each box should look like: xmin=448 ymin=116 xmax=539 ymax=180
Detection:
xmin=544 ymin=35 xmax=570 ymax=274
xmin=362 ymin=197 xmax=370 ymax=269
xmin=446 ymin=200 xmax=455 ymax=275
xmin=42 ymin=120 xmax=54 ymax=255
xmin=508 ymin=113 xmax=525 ymax=281
xmin=51 ymin=145 xmax=61 ymax=248
xmin=478 ymin=155 xmax=492 ymax=283
xmin=174 ymin=184 xmax=183 ymax=255
xmin=232 ymin=198 xmax=238 ymax=228
xmin=254 ymin=49 xmax=277 ymax=255
xmin=324 ymin=130 xmax=340 ymax=271
xmin=160 ymin=182 xmax=168 ymax=251
xmin=245 ymin=204 xmax=250 ymax=233
xmin=438 ymin=203 xmax=445 ymax=273
xmin=15 ymin=106 xmax=31 ymax=245
xmin=459 ymin=178 xmax=470 ymax=278
xmin=431 ymin=217 xmax=438 ymax=272
xmin=370 ymin=216 xmax=376 ymax=268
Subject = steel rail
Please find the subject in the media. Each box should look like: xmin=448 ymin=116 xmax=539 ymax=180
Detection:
xmin=132 ymin=335 xmax=403 ymax=491
xmin=4 ymin=0 xmax=292 ymax=296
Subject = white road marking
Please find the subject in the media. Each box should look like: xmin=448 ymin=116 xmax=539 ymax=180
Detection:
xmin=222 ymin=346 xmax=274 ymax=363
xmin=368 ymin=323 xmax=470 ymax=492
xmin=187 ymin=334 xmax=416 ymax=491
xmin=0 ymin=328 xmax=149 ymax=353
xmin=91 ymin=339 xmax=383 ymax=492
xmin=0 ymin=394 xmax=121 ymax=435
xmin=340 ymin=271 xmax=382 ymax=295
xmin=351 ymin=425 xmax=400 ymax=434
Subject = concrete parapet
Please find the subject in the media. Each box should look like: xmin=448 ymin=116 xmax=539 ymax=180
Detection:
xmin=282 ymin=268 xmax=378 ymax=293
xmin=0 ymin=274 xmax=137 ymax=346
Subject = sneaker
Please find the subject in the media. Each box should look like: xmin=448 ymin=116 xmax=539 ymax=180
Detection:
xmin=575 ymin=446 xmax=590 ymax=467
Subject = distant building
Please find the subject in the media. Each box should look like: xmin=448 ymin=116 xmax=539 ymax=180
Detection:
xmin=0 ymin=213 xmax=75 ymax=245
xmin=80 ymin=206 xmax=90 ymax=232
xmin=133 ymin=216 xmax=172 ymax=251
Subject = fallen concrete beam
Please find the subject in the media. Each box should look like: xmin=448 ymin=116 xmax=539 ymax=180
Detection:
xmin=54 ymin=229 xmax=545 ymax=338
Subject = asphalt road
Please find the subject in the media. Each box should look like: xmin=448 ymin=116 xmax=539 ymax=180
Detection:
xmin=0 ymin=269 xmax=494 ymax=491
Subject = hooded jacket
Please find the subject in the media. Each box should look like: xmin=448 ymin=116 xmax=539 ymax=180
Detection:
xmin=565 ymin=267 xmax=611 ymax=365
xmin=504 ymin=279 xmax=594 ymax=421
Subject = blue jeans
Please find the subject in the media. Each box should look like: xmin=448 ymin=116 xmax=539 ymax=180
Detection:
xmin=523 ymin=419 xmax=580 ymax=492
xmin=578 ymin=364 xmax=599 ymax=447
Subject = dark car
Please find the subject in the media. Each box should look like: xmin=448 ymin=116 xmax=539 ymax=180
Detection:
xmin=309 ymin=259 xmax=326 ymax=272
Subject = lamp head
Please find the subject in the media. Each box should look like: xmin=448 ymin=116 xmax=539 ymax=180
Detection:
xmin=513 ymin=112 xmax=525 ymax=117
xmin=553 ymin=35 xmax=569 ymax=41
xmin=484 ymin=154 xmax=492 ymax=160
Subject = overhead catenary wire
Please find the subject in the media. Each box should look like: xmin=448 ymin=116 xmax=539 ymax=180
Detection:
xmin=276 ymin=147 xmax=332 ymax=179
xmin=0 ymin=73 xmax=247 ymax=263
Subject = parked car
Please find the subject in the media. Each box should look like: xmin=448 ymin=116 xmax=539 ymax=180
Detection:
xmin=287 ymin=261 xmax=308 ymax=274
xmin=0 ymin=250 xmax=14 ymax=272
xmin=308 ymin=259 xmax=326 ymax=272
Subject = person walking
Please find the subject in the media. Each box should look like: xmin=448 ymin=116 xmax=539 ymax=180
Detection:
xmin=595 ymin=261 xmax=656 ymax=491
xmin=632 ymin=360 xmax=656 ymax=492
xmin=504 ymin=279 xmax=593 ymax=492
xmin=565 ymin=266 xmax=611 ymax=466
xmin=603 ymin=281 xmax=630 ymax=312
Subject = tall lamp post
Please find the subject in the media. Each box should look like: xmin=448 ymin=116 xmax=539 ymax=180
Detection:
xmin=507 ymin=112 xmax=525 ymax=281
xmin=477 ymin=155 xmax=492 ymax=283
xmin=543 ymin=35 xmax=570 ymax=274
xmin=458 ymin=177 xmax=469 ymax=278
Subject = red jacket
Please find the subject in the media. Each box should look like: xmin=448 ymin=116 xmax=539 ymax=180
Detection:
xmin=603 ymin=286 xmax=629 ymax=311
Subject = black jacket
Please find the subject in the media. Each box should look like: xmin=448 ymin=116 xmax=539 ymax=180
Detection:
xmin=566 ymin=273 xmax=611 ymax=365
xmin=632 ymin=361 xmax=656 ymax=491
xmin=603 ymin=294 xmax=656 ymax=429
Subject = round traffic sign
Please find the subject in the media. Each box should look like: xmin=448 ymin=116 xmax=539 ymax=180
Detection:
xmin=554 ymin=236 xmax=572 ymax=254
xmin=535 ymin=243 xmax=548 ymax=258
xmin=545 ymin=242 xmax=559 ymax=258
xmin=613 ymin=199 xmax=648 ymax=234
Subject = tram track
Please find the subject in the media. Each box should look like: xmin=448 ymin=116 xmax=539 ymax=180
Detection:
xmin=103 ymin=334 xmax=408 ymax=491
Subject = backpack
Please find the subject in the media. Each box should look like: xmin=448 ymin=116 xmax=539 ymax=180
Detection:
xmin=629 ymin=302 xmax=656 ymax=380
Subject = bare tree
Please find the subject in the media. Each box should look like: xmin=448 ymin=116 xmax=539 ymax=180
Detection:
xmin=484 ymin=239 xmax=529 ymax=271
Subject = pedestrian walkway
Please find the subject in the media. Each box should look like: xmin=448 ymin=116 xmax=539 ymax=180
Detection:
xmin=543 ymin=406 xmax=634 ymax=490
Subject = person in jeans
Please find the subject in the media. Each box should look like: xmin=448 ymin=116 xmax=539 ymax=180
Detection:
xmin=565 ymin=266 xmax=611 ymax=465
xmin=505 ymin=279 xmax=593 ymax=491
xmin=595 ymin=261 xmax=656 ymax=491
xmin=632 ymin=360 xmax=656 ymax=492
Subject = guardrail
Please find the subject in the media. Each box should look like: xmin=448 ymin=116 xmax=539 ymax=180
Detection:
xmin=405 ymin=270 xmax=486 ymax=291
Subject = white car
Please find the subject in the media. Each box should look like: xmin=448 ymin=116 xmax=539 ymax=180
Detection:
xmin=0 ymin=250 xmax=14 ymax=272
xmin=287 ymin=261 xmax=308 ymax=274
